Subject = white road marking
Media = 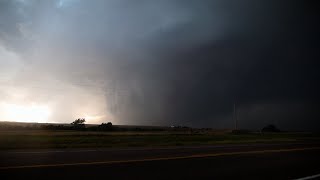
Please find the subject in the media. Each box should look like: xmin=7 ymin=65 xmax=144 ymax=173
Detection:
xmin=294 ymin=173 xmax=320 ymax=180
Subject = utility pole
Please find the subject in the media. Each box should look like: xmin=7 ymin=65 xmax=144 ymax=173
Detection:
xmin=233 ymin=102 xmax=237 ymax=130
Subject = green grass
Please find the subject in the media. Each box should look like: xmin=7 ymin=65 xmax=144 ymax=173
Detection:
xmin=0 ymin=130 xmax=319 ymax=150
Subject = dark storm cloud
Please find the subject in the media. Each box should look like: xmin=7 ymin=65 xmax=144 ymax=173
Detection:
xmin=105 ymin=0 xmax=320 ymax=129
xmin=0 ymin=0 xmax=58 ymax=53
xmin=0 ymin=0 xmax=319 ymax=129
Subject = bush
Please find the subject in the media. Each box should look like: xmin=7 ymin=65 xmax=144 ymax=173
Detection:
xmin=261 ymin=124 xmax=280 ymax=132
xmin=98 ymin=122 xmax=113 ymax=131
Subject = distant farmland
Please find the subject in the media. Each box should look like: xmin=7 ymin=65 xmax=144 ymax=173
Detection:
xmin=0 ymin=122 xmax=319 ymax=150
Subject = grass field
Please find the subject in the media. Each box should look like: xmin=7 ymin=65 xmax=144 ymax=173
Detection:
xmin=0 ymin=130 xmax=319 ymax=150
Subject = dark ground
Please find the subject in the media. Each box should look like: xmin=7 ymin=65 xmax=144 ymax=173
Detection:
xmin=1 ymin=142 xmax=320 ymax=180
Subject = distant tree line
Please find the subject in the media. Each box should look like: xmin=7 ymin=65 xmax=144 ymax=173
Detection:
xmin=41 ymin=118 xmax=115 ymax=131
xmin=39 ymin=118 xmax=166 ymax=131
xmin=0 ymin=119 xmax=281 ymax=133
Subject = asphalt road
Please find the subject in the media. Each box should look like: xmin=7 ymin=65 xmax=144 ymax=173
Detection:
xmin=1 ymin=142 xmax=320 ymax=180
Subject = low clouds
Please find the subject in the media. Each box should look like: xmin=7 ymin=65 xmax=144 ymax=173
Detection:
xmin=0 ymin=0 xmax=319 ymax=130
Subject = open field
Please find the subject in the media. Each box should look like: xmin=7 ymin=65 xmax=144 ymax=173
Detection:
xmin=0 ymin=130 xmax=319 ymax=150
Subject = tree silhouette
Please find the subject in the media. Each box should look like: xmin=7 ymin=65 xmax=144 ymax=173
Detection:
xmin=98 ymin=122 xmax=113 ymax=131
xmin=71 ymin=118 xmax=86 ymax=130
xmin=261 ymin=124 xmax=280 ymax=132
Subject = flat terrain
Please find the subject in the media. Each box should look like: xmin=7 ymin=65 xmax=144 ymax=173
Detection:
xmin=1 ymin=130 xmax=320 ymax=179
xmin=0 ymin=142 xmax=320 ymax=179
xmin=0 ymin=130 xmax=319 ymax=150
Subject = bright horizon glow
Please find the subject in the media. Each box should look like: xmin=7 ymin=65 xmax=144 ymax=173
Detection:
xmin=0 ymin=103 xmax=51 ymax=123
xmin=82 ymin=114 xmax=106 ymax=124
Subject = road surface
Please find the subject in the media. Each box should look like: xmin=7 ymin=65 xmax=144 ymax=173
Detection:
xmin=1 ymin=142 xmax=320 ymax=179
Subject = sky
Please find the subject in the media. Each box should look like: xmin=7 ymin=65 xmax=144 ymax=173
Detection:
xmin=0 ymin=0 xmax=319 ymax=130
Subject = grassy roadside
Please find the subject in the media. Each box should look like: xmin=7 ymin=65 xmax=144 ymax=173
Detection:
xmin=0 ymin=130 xmax=319 ymax=150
